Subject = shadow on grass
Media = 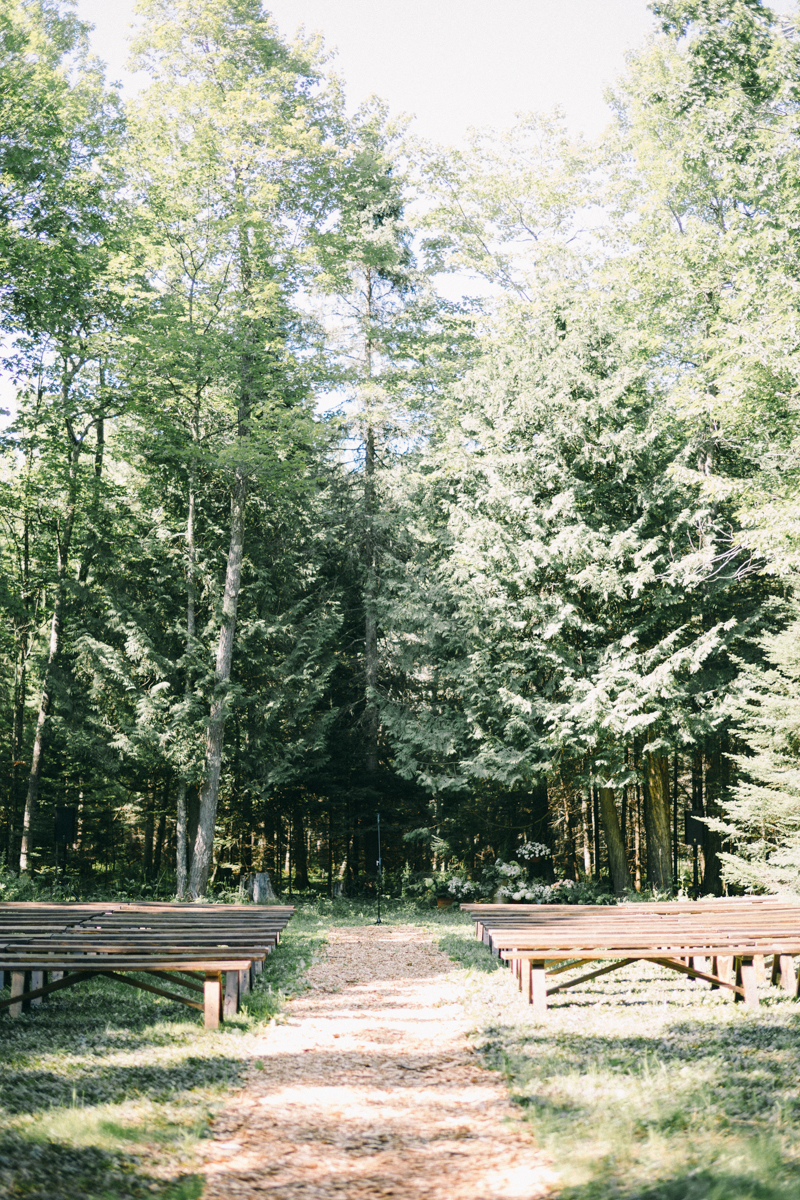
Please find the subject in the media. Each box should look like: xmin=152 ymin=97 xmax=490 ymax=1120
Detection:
xmin=0 ymin=1051 xmax=244 ymax=1115
xmin=558 ymin=1159 xmax=800 ymax=1200
xmin=0 ymin=1136 xmax=203 ymax=1200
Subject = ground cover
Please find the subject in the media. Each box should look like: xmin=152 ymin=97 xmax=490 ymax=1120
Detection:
xmin=440 ymin=922 xmax=800 ymax=1200
xmin=4 ymin=898 xmax=800 ymax=1200
xmin=0 ymin=909 xmax=327 ymax=1199
xmin=198 ymin=915 xmax=554 ymax=1200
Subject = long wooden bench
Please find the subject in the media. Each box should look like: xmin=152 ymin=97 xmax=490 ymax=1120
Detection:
xmin=0 ymin=901 xmax=295 ymax=1028
xmin=461 ymin=899 xmax=800 ymax=1014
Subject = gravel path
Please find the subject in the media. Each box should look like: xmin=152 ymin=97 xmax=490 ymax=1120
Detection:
xmin=201 ymin=923 xmax=555 ymax=1199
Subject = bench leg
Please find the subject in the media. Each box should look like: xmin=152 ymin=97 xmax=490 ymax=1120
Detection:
xmin=735 ymin=956 xmax=760 ymax=1010
xmin=238 ymin=968 xmax=250 ymax=998
xmin=522 ymin=960 xmax=532 ymax=1004
xmin=771 ymin=955 xmax=795 ymax=994
xmin=224 ymin=970 xmax=239 ymax=1018
xmin=754 ymin=955 xmax=767 ymax=985
xmin=30 ymin=970 xmax=44 ymax=1008
xmin=711 ymin=955 xmax=733 ymax=991
xmin=10 ymin=971 xmax=28 ymax=1018
xmin=690 ymin=955 xmax=708 ymax=981
xmin=204 ymin=973 xmax=222 ymax=1029
xmin=530 ymin=960 xmax=548 ymax=1016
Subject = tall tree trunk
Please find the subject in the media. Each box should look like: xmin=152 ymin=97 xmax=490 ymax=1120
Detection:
xmin=176 ymin=782 xmax=188 ymax=899
xmin=633 ymin=742 xmax=643 ymax=891
xmin=9 ymin=647 xmax=27 ymax=866
xmin=291 ymin=799 xmax=309 ymax=890
xmin=580 ymin=791 xmax=591 ymax=875
xmin=189 ymin=468 xmax=246 ymax=897
xmin=672 ymin=751 xmax=679 ymax=882
xmin=189 ymin=192 xmax=253 ymax=898
xmin=153 ymin=804 xmax=167 ymax=876
xmin=565 ymin=792 xmax=580 ymax=880
xmin=19 ymin=366 xmax=100 ymax=873
xmin=362 ymin=266 xmax=381 ymax=855
xmin=175 ymin=458 xmax=196 ymax=901
xmin=643 ymin=748 xmax=672 ymax=891
xmin=598 ymin=788 xmax=631 ymax=896
xmin=19 ymin=444 xmax=79 ymax=871
xmin=143 ymin=784 xmax=155 ymax=877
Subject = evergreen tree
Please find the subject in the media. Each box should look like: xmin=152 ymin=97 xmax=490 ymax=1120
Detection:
xmin=125 ymin=0 xmax=347 ymax=895
xmin=706 ymin=605 xmax=800 ymax=894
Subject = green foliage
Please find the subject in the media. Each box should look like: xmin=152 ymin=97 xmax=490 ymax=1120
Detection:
xmin=1 ymin=0 xmax=800 ymax=924
xmin=708 ymin=605 xmax=800 ymax=893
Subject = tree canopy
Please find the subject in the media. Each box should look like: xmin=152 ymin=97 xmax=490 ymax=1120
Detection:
xmin=1 ymin=0 xmax=797 ymax=901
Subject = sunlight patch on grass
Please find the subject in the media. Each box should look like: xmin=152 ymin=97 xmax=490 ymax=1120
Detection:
xmin=439 ymin=921 xmax=800 ymax=1200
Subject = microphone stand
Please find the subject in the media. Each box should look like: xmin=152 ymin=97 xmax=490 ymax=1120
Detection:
xmin=375 ymin=812 xmax=382 ymax=925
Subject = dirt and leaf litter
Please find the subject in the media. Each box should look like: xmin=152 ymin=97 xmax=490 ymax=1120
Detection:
xmin=201 ymin=923 xmax=555 ymax=1199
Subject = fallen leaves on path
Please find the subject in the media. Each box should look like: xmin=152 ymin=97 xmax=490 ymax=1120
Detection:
xmin=201 ymin=924 xmax=556 ymax=1199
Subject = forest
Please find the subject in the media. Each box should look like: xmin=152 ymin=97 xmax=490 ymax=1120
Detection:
xmin=2 ymin=0 xmax=800 ymax=903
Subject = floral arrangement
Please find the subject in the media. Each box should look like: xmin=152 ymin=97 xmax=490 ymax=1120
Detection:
xmin=446 ymin=875 xmax=481 ymax=899
xmin=497 ymin=878 xmax=576 ymax=903
xmin=495 ymin=860 xmax=524 ymax=878
xmin=517 ymin=841 xmax=552 ymax=860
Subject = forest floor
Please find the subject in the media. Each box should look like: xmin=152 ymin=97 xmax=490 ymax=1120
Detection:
xmin=199 ymin=920 xmax=554 ymax=1200
xmin=2 ymin=901 xmax=800 ymax=1199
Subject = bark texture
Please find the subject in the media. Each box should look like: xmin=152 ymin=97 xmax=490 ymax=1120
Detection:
xmin=189 ymin=468 xmax=246 ymax=897
xmin=19 ymin=429 xmax=80 ymax=871
xmin=598 ymin=787 xmax=632 ymax=896
xmin=643 ymin=748 xmax=672 ymax=891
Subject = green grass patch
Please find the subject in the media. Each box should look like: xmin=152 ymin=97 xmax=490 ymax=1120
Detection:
xmin=0 ymin=910 xmax=326 ymax=1198
xmin=439 ymin=922 xmax=800 ymax=1200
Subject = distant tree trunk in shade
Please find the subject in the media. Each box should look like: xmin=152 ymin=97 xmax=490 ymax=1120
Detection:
xmin=153 ymin=808 xmax=167 ymax=876
xmin=598 ymin=788 xmax=632 ymax=896
xmin=291 ymin=800 xmax=309 ymax=890
xmin=643 ymin=748 xmax=672 ymax=891
xmin=20 ymin=420 xmax=83 ymax=873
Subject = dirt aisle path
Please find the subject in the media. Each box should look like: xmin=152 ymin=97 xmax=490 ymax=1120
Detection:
xmin=201 ymin=923 xmax=555 ymax=1199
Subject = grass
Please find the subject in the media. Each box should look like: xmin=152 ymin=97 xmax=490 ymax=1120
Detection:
xmin=438 ymin=921 xmax=800 ymax=1200
xmin=7 ymin=895 xmax=796 ymax=1200
xmin=0 ymin=908 xmax=327 ymax=1199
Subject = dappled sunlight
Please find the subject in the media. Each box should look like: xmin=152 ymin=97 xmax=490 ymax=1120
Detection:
xmin=201 ymin=923 xmax=555 ymax=1200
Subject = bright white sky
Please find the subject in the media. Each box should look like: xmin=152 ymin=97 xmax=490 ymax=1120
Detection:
xmin=76 ymin=0 xmax=664 ymax=143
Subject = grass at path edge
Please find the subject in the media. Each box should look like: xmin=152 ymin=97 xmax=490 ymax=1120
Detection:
xmin=437 ymin=922 xmax=800 ymax=1200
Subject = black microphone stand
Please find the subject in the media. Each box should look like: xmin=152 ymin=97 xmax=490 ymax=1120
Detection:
xmin=375 ymin=812 xmax=382 ymax=925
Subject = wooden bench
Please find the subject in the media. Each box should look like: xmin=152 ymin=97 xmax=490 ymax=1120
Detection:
xmin=0 ymin=901 xmax=295 ymax=1028
xmin=461 ymin=899 xmax=800 ymax=1014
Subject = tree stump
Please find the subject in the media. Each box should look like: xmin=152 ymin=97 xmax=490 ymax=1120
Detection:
xmin=244 ymin=871 xmax=278 ymax=904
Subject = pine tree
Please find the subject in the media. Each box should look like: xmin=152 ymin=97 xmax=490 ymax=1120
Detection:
xmin=706 ymin=607 xmax=800 ymax=894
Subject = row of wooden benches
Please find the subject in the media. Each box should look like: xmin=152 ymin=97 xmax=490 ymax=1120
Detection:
xmin=462 ymin=898 xmax=800 ymax=1014
xmin=0 ymin=901 xmax=295 ymax=1028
